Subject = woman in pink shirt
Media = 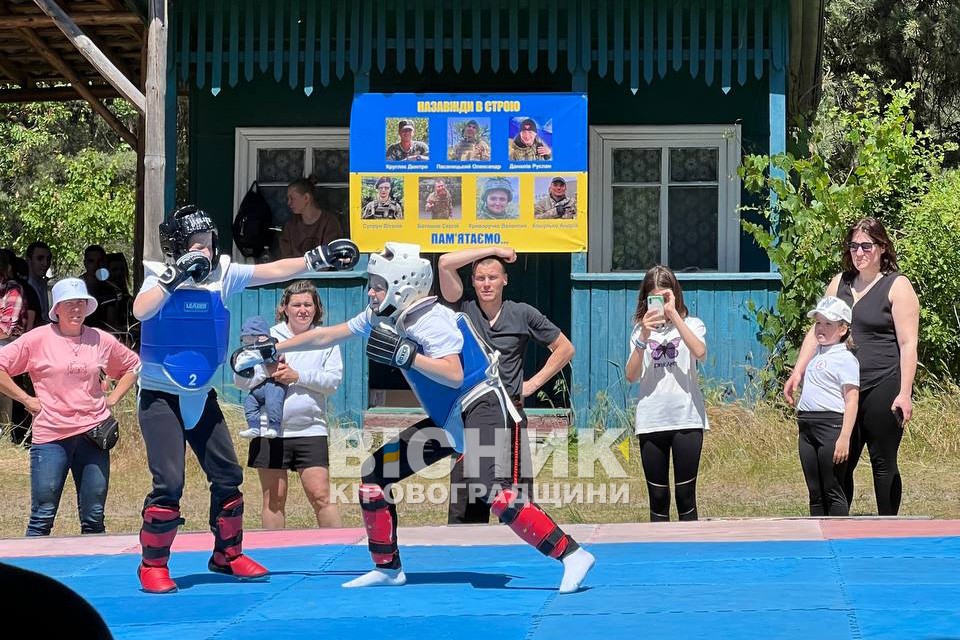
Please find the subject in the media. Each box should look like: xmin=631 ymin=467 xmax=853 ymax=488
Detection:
xmin=0 ymin=278 xmax=140 ymax=536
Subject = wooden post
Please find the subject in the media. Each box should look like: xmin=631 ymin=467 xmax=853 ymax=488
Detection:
xmin=142 ymin=0 xmax=167 ymax=262
xmin=32 ymin=0 xmax=146 ymax=113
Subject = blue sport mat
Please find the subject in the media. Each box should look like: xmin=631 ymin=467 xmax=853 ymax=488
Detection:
xmin=7 ymin=536 xmax=960 ymax=639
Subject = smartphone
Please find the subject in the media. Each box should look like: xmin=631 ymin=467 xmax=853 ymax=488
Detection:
xmin=647 ymin=294 xmax=665 ymax=315
xmin=893 ymin=406 xmax=904 ymax=428
xmin=647 ymin=295 xmax=666 ymax=329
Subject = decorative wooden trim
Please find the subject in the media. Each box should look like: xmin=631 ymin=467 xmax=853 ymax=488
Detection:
xmin=570 ymin=271 xmax=783 ymax=282
xmin=17 ymin=27 xmax=137 ymax=147
xmin=170 ymin=0 xmax=800 ymax=96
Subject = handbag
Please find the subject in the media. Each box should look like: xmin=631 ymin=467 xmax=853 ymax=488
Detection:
xmin=85 ymin=416 xmax=120 ymax=451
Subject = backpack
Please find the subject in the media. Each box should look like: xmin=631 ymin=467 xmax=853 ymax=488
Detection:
xmin=232 ymin=182 xmax=274 ymax=259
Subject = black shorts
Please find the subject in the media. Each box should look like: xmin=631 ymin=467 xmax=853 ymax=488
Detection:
xmin=247 ymin=435 xmax=329 ymax=471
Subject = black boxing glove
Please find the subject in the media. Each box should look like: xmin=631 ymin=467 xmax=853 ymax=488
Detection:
xmin=304 ymin=239 xmax=360 ymax=271
xmin=366 ymin=325 xmax=418 ymax=370
xmin=158 ymin=251 xmax=211 ymax=292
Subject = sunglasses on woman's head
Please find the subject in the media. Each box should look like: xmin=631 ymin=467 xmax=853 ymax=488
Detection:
xmin=847 ymin=241 xmax=877 ymax=253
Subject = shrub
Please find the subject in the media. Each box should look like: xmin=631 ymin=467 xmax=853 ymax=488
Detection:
xmin=898 ymin=170 xmax=960 ymax=378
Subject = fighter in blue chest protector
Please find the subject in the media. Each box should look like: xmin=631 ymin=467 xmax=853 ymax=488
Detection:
xmin=232 ymin=242 xmax=595 ymax=593
xmin=132 ymin=204 xmax=359 ymax=594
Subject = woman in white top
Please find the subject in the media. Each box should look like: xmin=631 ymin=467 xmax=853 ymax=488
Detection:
xmin=625 ymin=266 xmax=708 ymax=522
xmin=793 ymin=296 xmax=859 ymax=516
xmin=234 ymin=280 xmax=343 ymax=528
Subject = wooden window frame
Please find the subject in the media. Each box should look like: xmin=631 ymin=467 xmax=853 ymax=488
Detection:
xmin=587 ymin=125 xmax=742 ymax=273
xmin=233 ymin=127 xmax=350 ymax=262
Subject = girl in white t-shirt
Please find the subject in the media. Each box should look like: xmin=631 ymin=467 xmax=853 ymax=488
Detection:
xmin=625 ymin=266 xmax=708 ymax=522
xmin=792 ymin=296 xmax=860 ymax=516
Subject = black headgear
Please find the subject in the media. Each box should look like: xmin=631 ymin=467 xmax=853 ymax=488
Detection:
xmin=159 ymin=205 xmax=220 ymax=264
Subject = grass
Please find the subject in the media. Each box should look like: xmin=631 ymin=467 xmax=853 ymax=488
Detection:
xmin=2 ymin=385 xmax=960 ymax=538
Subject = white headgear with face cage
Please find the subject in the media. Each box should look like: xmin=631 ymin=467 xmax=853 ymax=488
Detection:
xmin=366 ymin=243 xmax=433 ymax=318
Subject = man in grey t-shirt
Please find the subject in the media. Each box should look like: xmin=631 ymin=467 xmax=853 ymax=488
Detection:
xmin=438 ymin=247 xmax=575 ymax=523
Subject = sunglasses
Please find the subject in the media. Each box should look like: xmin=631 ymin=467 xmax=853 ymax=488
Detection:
xmin=847 ymin=241 xmax=877 ymax=253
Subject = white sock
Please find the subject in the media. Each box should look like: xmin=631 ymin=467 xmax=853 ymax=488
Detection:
xmin=559 ymin=548 xmax=595 ymax=594
xmin=238 ymin=428 xmax=259 ymax=439
xmin=342 ymin=568 xmax=407 ymax=588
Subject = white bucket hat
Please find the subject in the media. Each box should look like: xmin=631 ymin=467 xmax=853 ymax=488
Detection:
xmin=807 ymin=296 xmax=852 ymax=324
xmin=49 ymin=277 xmax=98 ymax=322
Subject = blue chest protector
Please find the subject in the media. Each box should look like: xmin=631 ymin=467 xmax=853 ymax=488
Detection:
xmin=141 ymin=289 xmax=230 ymax=390
xmin=401 ymin=311 xmax=497 ymax=452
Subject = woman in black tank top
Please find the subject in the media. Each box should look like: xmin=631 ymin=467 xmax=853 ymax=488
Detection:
xmin=784 ymin=218 xmax=919 ymax=515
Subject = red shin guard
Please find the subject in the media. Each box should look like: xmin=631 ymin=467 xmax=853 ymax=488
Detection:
xmin=209 ymin=494 xmax=268 ymax=579
xmin=138 ymin=505 xmax=184 ymax=593
xmin=491 ymin=489 xmax=570 ymax=559
xmin=359 ymin=484 xmax=397 ymax=565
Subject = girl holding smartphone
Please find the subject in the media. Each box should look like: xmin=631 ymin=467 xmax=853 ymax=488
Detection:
xmin=625 ymin=265 xmax=709 ymax=522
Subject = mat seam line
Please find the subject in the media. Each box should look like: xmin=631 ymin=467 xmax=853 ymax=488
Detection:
xmin=829 ymin=538 xmax=864 ymax=640
xmin=204 ymin=543 xmax=353 ymax=640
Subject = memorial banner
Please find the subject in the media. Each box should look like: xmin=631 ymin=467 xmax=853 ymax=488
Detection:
xmin=349 ymin=93 xmax=587 ymax=252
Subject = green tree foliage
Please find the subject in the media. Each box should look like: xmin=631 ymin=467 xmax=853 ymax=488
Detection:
xmin=0 ymin=100 xmax=136 ymax=276
xmin=824 ymin=1 xmax=960 ymax=161
xmin=898 ymin=170 xmax=960 ymax=378
xmin=741 ymin=79 xmax=956 ymax=393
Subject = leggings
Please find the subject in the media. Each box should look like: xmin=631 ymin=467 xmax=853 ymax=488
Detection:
xmin=637 ymin=429 xmax=703 ymax=522
xmin=843 ymin=376 xmax=903 ymax=515
xmin=797 ymin=411 xmax=848 ymax=516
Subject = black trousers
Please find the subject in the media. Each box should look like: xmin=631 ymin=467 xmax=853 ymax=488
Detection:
xmin=843 ymin=376 xmax=903 ymax=515
xmin=447 ymin=401 xmax=533 ymax=524
xmin=363 ymin=392 xmax=523 ymax=534
xmin=637 ymin=428 xmax=703 ymax=522
xmin=138 ymin=388 xmax=244 ymax=528
xmin=797 ymin=411 xmax=849 ymax=516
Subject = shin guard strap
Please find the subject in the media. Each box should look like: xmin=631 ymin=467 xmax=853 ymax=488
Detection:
xmin=492 ymin=490 xmax=570 ymax=560
xmin=214 ymin=494 xmax=245 ymax=560
xmin=140 ymin=506 xmax=184 ymax=567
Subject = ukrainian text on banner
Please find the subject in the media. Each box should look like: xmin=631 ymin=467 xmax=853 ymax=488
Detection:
xmin=349 ymin=93 xmax=587 ymax=253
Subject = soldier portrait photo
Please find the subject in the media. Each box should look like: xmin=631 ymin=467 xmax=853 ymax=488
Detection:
xmin=447 ymin=118 xmax=491 ymax=162
xmin=361 ymin=176 xmax=404 ymax=220
xmin=508 ymin=117 xmax=552 ymax=161
xmin=534 ymin=176 xmax=578 ymax=219
xmin=419 ymin=177 xmax=462 ymax=220
xmin=476 ymin=176 xmax=520 ymax=220
xmin=385 ymin=118 xmax=430 ymax=161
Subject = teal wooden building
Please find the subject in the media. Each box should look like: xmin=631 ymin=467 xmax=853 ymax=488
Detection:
xmin=162 ymin=0 xmax=824 ymax=426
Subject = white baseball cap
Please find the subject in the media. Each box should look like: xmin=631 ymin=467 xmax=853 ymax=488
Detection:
xmin=807 ymin=296 xmax=852 ymax=324
xmin=49 ymin=278 xmax=98 ymax=322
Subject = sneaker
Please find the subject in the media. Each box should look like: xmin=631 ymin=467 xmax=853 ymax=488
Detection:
xmin=238 ymin=428 xmax=260 ymax=439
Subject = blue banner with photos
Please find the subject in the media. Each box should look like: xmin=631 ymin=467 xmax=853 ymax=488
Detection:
xmin=349 ymin=93 xmax=588 ymax=253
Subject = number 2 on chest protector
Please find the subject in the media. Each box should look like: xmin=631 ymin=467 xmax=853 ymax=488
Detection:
xmin=188 ymin=373 xmax=198 ymax=386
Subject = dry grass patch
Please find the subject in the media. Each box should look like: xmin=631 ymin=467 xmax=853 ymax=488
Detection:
xmin=1 ymin=385 xmax=960 ymax=538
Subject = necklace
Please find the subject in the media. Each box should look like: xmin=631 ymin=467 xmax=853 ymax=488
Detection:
xmin=62 ymin=327 xmax=85 ymax=357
